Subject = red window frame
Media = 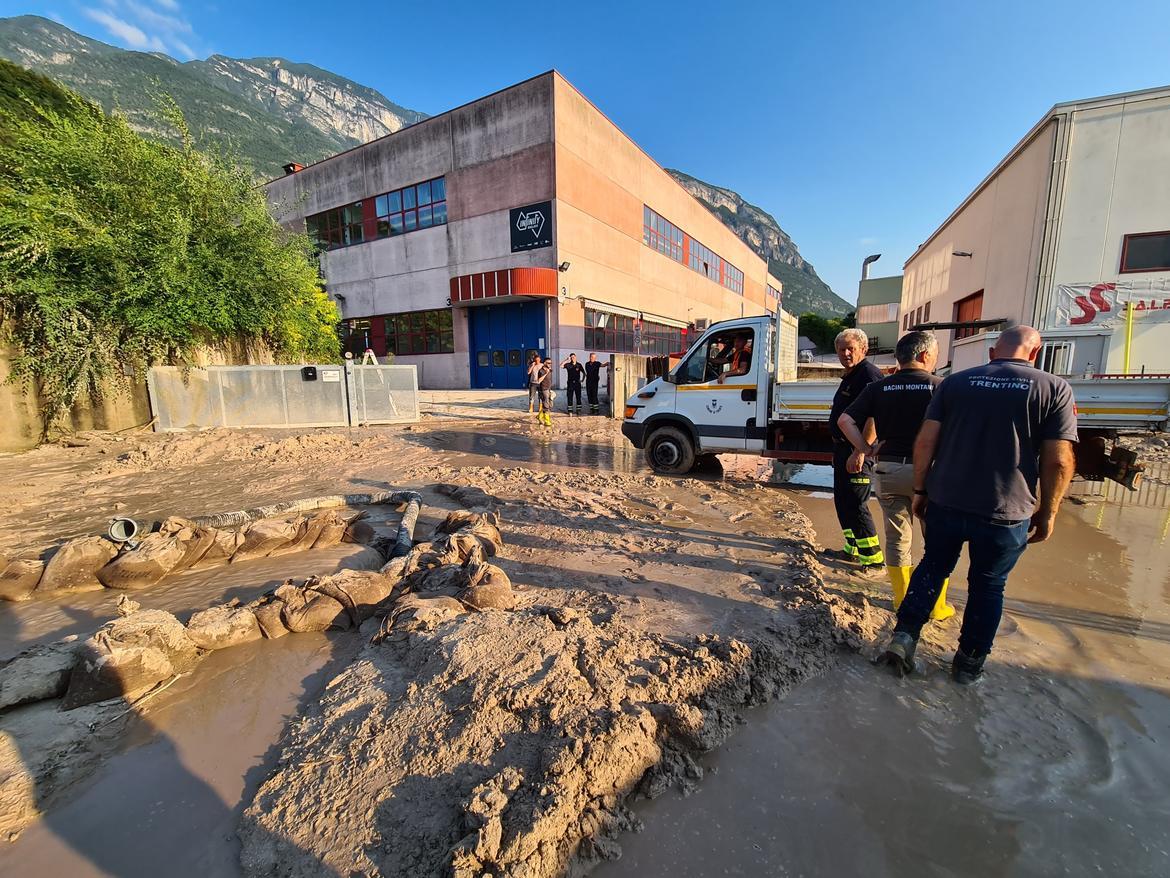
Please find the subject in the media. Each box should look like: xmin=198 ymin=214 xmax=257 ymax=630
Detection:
xmin=953 ymin=290 xmax=984 ymax=339
xmin=307 ymin=177 xmax=446 ymax=252
xmin=1120 ymin=230 xmax=1170 ymax=273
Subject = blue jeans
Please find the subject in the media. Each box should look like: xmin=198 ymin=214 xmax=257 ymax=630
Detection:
xmin=894 ymin=503 xmax=1030 ymax=657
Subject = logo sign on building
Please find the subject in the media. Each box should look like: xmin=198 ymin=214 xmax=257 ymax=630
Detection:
xmin=1057 ymin=281 xmax=1170 ymax=326
xmin=510 ymin=201 xmax=552 ymax=252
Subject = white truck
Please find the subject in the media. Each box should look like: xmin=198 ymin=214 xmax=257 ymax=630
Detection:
xmin=620 ymin=312 xmax=1170 ymax=488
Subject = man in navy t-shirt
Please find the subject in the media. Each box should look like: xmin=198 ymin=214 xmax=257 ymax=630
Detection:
xmin=880 ymin=325 xmax=1078 ymax=684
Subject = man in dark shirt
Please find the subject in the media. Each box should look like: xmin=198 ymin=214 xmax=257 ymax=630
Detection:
xmin=584 ymin=353 xmax=606 ymax=415
xmin=560 ymin=353 xmax=586 ymax=415
xmin=839 ymin=331 xmax=953 ymax=619
xmin=880 ymin=325 xmax=1078 ymax=684
xmin=827 ymin=328 xmax=885 ymax=571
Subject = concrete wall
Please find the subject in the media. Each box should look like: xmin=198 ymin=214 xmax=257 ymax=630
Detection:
xmin=0 ymin=344 xmax=151 ymax=453
xmin=1044 ymin=93 xmax=1170 ymax=373
xmin=901 ymin=121 xmax=1055 ymax=363
xmin=551 ymin=74 xmax=770 ymax=345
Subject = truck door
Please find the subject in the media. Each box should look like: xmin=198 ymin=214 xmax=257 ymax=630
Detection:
xmin=672 ymin=326 xmax=760 ymax=452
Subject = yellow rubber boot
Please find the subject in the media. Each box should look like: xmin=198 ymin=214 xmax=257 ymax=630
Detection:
xmin=930 ymin=578 xmax=956 ymax=621
xmin=886 ymin=566 xmax=910 ymax=610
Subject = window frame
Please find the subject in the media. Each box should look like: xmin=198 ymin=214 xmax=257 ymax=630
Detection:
xmin=307 ymin=176 xmax=447 ymax=252
xmin=346 ymin=308 xmax=454 ymax=357
xmin=1120 ymin=230 xmax=1170 ymax=274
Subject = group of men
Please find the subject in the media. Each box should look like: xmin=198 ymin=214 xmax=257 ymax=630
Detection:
xmin=827 ymin=324 xmax=1078 ymax=684
xmin=526 ymin=352 xmax=609 ymax=424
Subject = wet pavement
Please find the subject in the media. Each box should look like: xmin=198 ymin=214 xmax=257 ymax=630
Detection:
xmin=598 ymin=462 xmax=1170 ymax=878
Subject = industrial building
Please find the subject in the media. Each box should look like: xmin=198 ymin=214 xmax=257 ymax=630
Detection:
xmin=265 ymin=71 xmax=784 ymax=389
xmin=900 ymin=85 xmax=1170 ymax=375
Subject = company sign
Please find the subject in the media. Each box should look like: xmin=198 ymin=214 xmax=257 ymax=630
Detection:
xmin=510 ymin=201 xmax=552 ymax=252
xmin=1057 ymin=282 xmax=1170 ymax=326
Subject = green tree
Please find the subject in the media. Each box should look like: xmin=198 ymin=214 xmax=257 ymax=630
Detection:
xmin=798 ymin=311 xmax=857 ymax=353
xmin=0 ymin=60 xmax=339 ymax=429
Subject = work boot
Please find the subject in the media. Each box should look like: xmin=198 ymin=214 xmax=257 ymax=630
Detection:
xmin=886 ymin=566 xmax=911 ymax=609
xmin=851 ymin=564 xmax=886 ymax=580
xmin=930 ymin=579 xmax=956 ymax=622
xmin=951 ymin=649 xmax=986 ymax=685
xmin=879 ymin=631 xmax=917 ymax=677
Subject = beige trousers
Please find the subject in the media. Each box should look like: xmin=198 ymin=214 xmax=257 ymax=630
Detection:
xmin=873 ymin=460 xmax=915 ymax=567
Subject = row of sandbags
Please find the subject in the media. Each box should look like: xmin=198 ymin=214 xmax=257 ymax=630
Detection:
xmin=0 ymin=511 xmax=511 ymax=713
xmin=0 ymin=508 xmax=368 ymax=603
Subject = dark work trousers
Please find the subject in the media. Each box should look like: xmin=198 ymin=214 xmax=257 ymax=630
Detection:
xmin=586 ymin=380 xmax=600 ymax=410
xmin=895 ymin=503 xmax=1029 ymax=657
xmin=832 ymin=443 xmax=883 ymax=565
xmin=566 ymin=383 xmax=582 ymax=409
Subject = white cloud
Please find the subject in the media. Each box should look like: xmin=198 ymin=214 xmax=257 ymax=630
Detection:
xmin=82 ymin=7 xmax=150 ymax=48
xmin=81 ymin=0 xmax=203 ymax=58
xmin=859 ymin=237 xmax=880 ymax=248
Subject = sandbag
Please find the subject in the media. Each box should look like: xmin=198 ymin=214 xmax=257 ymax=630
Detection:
xmin=94 ymin=609 xmax=202 ymax=673
xmin=253 ymin=601 xmax=290 ymax=639
xmin=61 ymin=644 xmax=173 ymax=710
xmin=266 ymin=516 xmax=310 ymax=558
xmin=378 ymin=594 xmax=466 ymax=641
xmin=232 ymin=518 xmax=301 ymax=563
xmin=189 ymin=527 xmax=245 ymax=570
xmin=97 ymin=532 xmax=187 ymax=590
xmin=459 ymin=563 xmax=515 ymax=611
xmin=435 ymin=510 xmax=500 ymax=535
xmin=282 ymin=511 xmax=332 ymax=554
xmin=37 ymin=536 xmax=117 ymax=593
xmin=343 ymin=517 xmax=377 ymax=545
xmin=280 ymin=589 xmax=351 ymax=633
xmin=310 ymin=570 xmax=395 ymax=625
xmin=311 ymin=512 xmax=349 ymax=550
xmin=186 ymin=606 xmax=263 ymax=650
xmin=400 ymin=563 xmax=473 ymax=596
xmin=0 ymin=558 xmax=44 ymax=602
xmin=0 ymin=638 xmax=79 ymax=709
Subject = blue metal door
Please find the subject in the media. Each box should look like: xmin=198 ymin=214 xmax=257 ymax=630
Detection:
xmin=468 ymin=301 xmax=547 ymax=389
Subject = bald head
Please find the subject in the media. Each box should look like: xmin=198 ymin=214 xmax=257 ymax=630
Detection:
xmin=991 ymin=325 xmax=1043 ymax=362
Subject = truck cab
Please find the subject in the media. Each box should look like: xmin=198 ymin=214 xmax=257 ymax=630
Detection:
xmin=621 ymin=314 xmax=776 ymax=474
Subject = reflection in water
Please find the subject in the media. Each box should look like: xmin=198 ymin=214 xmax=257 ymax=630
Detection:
xmin=419 ymin=430 xmax=648 ymax=473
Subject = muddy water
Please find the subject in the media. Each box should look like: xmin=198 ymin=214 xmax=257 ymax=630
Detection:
xmin=413 ymin=427 xmax=649 ymax=473
xmin=598 ymin=471 xmax=1170 ymax=878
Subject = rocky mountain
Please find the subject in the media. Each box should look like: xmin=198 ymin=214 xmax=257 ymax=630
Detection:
xmin=668 ymin=170 xmax=852 ymax=317
xmin=2 ymin=15 xmax=848 ymax=316
xmin=0 ymin=15 xmax=425 ymax=177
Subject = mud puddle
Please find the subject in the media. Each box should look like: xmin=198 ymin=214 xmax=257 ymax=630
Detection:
xmin=599 ymin=474 xmax=1170 ymax=878
xmin=412 ymin=428 xmax=648 ymax=473
xmin=0 ymin=632 xmax=360 ymax=876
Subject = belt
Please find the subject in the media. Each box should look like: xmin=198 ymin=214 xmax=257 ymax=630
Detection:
xmin=877 ymin=454 xmax=912 ymax=464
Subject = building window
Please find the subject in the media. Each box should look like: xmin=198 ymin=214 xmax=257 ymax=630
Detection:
xmin=343 ymin=309 xmax=453 ymax=357
xmin=584 ymin=308 xmax=685 ymax=357
xmin=643 ymin=206 xmax=684 ymax=262
xmin=767 ymin=283 xmax=782 ymax=303
xmin=953 ymin=290 xmax=984 ymax=339
xmin=643 ymin=204 xmax=743 ymax=294
xmin=924 ymin=301 xmax=931 ymax=322
xmin=1120 ymin=231 xmax=1170 ymax=273
xmin=307 ymin=176 xmax=447 ymax=251
xmin=306 ymin=202 xmax=364 ymax=250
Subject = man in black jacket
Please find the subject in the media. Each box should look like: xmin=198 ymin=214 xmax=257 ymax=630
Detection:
xmin=828 ymin=328 xmax=884 ymax=573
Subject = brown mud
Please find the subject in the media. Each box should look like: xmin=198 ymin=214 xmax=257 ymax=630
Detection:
xmin=0 ymin=418 xmax=1167 ymax=876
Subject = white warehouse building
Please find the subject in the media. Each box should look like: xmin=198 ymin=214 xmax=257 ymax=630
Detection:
xmin=900 ymin=84 xmax=1170 ymax=376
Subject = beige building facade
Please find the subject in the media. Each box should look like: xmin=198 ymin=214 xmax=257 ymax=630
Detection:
xmin=901 ymin=85 xmax=1170 ymax=375
xmin=265 ymin=72 xmax=779 ymax=389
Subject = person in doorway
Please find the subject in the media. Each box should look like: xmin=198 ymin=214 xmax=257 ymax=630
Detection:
xmin=828 ymin=328 xmax=885 ymax=573
xmin=561 ymin=353 xmax=586 ymax=415
xmin=880 ymin=325 xmax=1078 ymax=684
xmin=584 ymin=353 xmax=607 ymax=415
xmin=837 ymin=331 xmax=953 ymax=620
xmin=527 ymin=353 xmax=542 ymax=414
xmin=536 ymin=357 xmax=555 ymax=427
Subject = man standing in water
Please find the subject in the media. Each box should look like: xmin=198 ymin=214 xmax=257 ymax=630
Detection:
xmin=828 ymin=328 xmax=885 ymax=573
xmin=837 ymin=330 xmax=953 ymax=620
xmin=880 ymin=325 xmax=1077 ymax=684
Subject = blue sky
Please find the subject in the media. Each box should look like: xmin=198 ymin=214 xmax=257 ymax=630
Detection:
xmin=8 ymin=0 xmax=1170 ymax=304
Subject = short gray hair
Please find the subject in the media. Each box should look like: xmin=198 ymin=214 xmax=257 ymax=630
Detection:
xmin=834 ymin=328 xmax=869 ymax=352
xmin=895 ymin=330 xmax=938 ymax=365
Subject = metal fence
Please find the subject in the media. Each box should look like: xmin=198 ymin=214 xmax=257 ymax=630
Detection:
xmin=147 ymin=364 xmax=418 ymax=431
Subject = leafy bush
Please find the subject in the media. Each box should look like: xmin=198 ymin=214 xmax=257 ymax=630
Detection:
xmin=0 ymin=60 xmax=339 ymax=428
xmin=798 ymin=311 xmax=857 ymax=353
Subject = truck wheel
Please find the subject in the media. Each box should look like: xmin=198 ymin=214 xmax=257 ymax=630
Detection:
xmin=645 ymin=426 xmax=696 ymax=475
